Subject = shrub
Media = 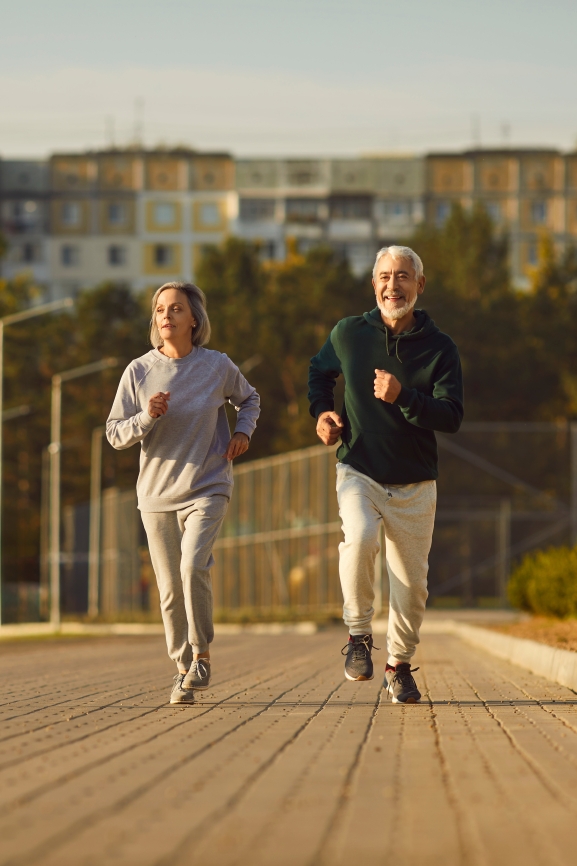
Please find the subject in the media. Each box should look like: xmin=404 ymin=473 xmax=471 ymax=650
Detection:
xmin=508 ymin=545 xmax=577 ymax=617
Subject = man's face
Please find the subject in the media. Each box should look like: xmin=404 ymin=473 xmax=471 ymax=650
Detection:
xmin=372 ymin=254 xmax=425 ymax=321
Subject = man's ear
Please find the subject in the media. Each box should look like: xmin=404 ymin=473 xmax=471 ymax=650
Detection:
xmin=417 ymin=275 xmax=426 ymax=295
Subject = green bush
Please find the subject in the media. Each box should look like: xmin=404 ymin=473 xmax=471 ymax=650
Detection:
xmin=508 ymin=545 xmax=577 ymax=617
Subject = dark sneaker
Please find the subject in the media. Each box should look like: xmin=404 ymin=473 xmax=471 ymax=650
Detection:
xmin=384 ymin=663 xmax=421 ymax=703
xmin=170 ymin=673 xmax=195 ymax=704
xmin=183 ymin=658 xmax=211 ymax=691
xmin=341 ymin=634 xmax=378 ymax=681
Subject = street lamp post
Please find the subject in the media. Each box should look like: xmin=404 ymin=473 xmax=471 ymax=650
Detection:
xmin=49 ymin=358 xmax=117 ymax=628
xmin=0 ymin=297 xmax=74 ymax=624
xmin=88 ymin=425 xmax=105 ymax=619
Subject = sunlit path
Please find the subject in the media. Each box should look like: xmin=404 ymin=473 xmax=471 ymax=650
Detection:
xmin=1 ymin=631 xmax=576 ymax=866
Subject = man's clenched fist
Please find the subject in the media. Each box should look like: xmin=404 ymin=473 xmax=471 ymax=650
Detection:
xmin=374 ymin=369 xmax=402 ymax=404
xmin=316 ymin=411 xmax=344 ymax=446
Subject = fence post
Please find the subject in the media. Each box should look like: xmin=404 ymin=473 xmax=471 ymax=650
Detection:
xmin=496 ymin=499 xmax=512 ymax=605
xmin=571 ymin=422 xmax=577 ymax=546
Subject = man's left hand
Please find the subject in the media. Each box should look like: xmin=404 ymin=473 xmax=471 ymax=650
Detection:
xmin=374 ymin=369 xmax=402 ymax=403
xmin=222 ymin=432 xmax=250 ymax=461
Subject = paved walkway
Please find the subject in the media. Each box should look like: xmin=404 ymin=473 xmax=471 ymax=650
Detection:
xmin=1 ymin=630 xmax=577 ymax=866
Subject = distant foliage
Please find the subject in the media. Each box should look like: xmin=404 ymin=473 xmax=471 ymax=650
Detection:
xmin=508 ymin=546 xmax=577 ymax=617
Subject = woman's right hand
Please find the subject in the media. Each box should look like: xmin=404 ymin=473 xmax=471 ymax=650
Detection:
xmin=148 ymin=391 xmax=170 ymax=418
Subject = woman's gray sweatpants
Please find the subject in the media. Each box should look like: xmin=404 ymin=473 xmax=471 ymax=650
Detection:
xmin=336 ymin=462 xmax=436 ymax=664
xmin=141 ymin=495 xmax=229 ymax=670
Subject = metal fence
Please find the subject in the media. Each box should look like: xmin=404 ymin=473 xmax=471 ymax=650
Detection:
xmin=6 ymin=421 xmax=577 ymax=622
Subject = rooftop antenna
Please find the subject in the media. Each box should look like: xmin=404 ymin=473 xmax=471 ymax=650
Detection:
xmin=105 ymin=115 xmax=116 ymax=149
xmin=134 ymin=98 xmax=145 ymax=148
xmin=471 ymin=114 xmax=481 ymax=149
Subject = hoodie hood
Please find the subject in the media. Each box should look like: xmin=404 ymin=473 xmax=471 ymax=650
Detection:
xmin=362 ymin=308 xmax=439 ymax=362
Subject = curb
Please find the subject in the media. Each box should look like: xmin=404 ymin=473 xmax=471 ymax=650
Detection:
xmin=423 ymin=619 xmax=577 ymax=694
xmin=0 ymin=621 xmax=318 ymax=639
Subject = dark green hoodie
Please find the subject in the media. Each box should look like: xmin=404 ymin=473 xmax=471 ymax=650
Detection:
xmin=308 ymin=308 xmax=463 ymax=484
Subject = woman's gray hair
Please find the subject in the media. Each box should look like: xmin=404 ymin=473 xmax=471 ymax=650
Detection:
xmin=149 ymin=282 xmax=211 ymax=348
xmin=372 ymin=245 xmax=424 ymax=281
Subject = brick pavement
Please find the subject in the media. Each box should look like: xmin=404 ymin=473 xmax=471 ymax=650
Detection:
xmin=1 ymin=630 xmax=577 ymax=866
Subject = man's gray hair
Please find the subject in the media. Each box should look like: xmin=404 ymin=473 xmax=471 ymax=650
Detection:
xmin=149 ymin=281 xmax=211 ymax=348
xmin=372 ymin=245 xmax=424 ymax=281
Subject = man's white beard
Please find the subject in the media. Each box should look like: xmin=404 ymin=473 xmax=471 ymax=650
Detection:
xmin=377 ymin=293 xmax=417 ymax=321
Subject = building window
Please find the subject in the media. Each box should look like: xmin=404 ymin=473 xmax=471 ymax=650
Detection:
xmin=200 ymin=203 xmax=220 ymax=226
xmin=258 ymin=240 xmax=276 ymax=260
xmin=286 ymin=198 xmax=324 ymax=223
xmin=527 ymin=243 xmax=538 ymax=265
xmin=108 ymin=245 xmax=126 ymax=266
xmin=154 ymin=203 xmax=176 ymax=226
xmin=22 ymin=243 xmax=35 ymax=263
xmin=531 ymin=201 xmax=547 ymax=224
xmin=486 ymin=202 xmax=501 ymax=223
xmin=239 ymin=198 xmax=276 ymax=222
xmin=61 ymin=245 xmax=79 ymax=266
xmin=61 ymin=202 xmax=81 ymax=226
xmin=436 ymin=202 xmax=451 ymax=225
xmin=108 ymin=203 xmax=126 ymax=225
xmin=330 ymin=196 xmax=372 ymax=220
xmin=154 ymin=244 xmax=173 ymax=267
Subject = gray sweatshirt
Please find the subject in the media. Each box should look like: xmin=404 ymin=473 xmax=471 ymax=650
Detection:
xmin=106 ymin=347 xmax=260 ymax=512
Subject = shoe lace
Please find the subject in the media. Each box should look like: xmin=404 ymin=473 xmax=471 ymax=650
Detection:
xmin=190 ymin=659 xmax=209 ymax=678
xmin=173 ymin=673 xmax=186 ymax=689
xmin=388 ymin=665 xmax=419 ymax=694
xmin=340 ymin=635 xmax=380 ymax=661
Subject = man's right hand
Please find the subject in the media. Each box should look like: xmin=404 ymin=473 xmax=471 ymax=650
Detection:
xmin=148 ymin=391 xmax=170 ymax=418
xmin=316 ymin=411 xmax=344 ymax=446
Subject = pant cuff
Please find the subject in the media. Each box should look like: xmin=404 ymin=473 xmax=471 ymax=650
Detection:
xmin=192 ymin=643 xmax=209 ymax=654
xmin=348 ymin=627 xmax=373 ymax=636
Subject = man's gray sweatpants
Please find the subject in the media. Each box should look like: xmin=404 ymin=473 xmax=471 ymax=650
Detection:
xmin=336 ymin=462 xmax=436 ymax=664
xmin=141 ymin=495 xmax=229 ymax=671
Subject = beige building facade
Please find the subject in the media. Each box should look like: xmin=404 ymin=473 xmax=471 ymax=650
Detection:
xmin=1 ymin=149 xmax=236 ymax=298
xmin=425 ymin=149 xmax=577 ymax=286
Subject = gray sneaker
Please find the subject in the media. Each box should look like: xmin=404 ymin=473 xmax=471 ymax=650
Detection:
xmin=170 ymin=673 xmax=195 ymax=704
xmin=384 ymin=663 xmax=421 ymax=703
xmin=183 ymin=658 xmax=211 ymax=691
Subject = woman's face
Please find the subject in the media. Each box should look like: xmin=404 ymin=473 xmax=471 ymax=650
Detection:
xmin=155 ymin=288 xmax=196 ymax=345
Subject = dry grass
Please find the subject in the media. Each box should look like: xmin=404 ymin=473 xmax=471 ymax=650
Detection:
xmin=489 ymin=617 xmax=577 ymax=652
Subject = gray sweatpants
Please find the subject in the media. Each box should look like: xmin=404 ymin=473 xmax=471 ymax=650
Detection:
xmin=141 ymin=495 xmax=229 ymax=671
xmin=336 ymin=462 xmax=436 ymax=664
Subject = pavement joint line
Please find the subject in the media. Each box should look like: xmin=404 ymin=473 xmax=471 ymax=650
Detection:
xmin=461 ymin=672 xmax=574 ymax=809
xmin=152 ymin=675 xmax=346 ymax=866
xmin=0 ymin=658 xmax=324 ymax=816
xmin=424 ymin=671 xmax=484 ymax=866
xmin=312 ymin=684 xmax=383 ymax=866
xmin=2 ymin=664 xmax=335 ymax=863
xmin=0 ymin=643 xmax=307 ymax=747
xmin=423 ymin=659 xmax=560 ymax=865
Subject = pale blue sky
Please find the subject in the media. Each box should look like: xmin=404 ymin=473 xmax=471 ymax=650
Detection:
xmin=1 ymin=0 xmax=575 ymax=157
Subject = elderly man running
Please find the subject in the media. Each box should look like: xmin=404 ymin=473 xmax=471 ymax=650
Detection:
xmin=308 ymin=246 xmax=463 ymax=702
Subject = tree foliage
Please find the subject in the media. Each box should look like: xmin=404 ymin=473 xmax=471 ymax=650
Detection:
xmin=4 ymin=207 xmax=577 ymax=582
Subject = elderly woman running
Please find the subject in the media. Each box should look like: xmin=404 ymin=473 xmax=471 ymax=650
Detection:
xmin=107 ymin=282 xmax=260 ymax=704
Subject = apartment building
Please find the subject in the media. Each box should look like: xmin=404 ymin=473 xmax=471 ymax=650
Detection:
xmin=0 ymin=160 xmax=51 ymax=286
xmin=234 ymin=156 xmax=425 ymax=275
xmin=0 ymin=149 xmax=236 ymax=298
xmin=3 ymin=147 xmax=577 ymax=293
xmin=426 ymin=149 xmax=577 ymax=286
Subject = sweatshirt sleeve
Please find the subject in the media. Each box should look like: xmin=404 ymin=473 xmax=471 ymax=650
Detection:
xmin=224 ymin=361 xmax=261 ymax=440
xmin=394 ymin=346 xmax=464 ymax=433
xmin=106 ymin=365 xmax=160 ymax=450
xmin=307 ymin=328 xmax=342 ymax=419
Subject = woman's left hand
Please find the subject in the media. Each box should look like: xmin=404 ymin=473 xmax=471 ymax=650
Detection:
xmin=222 ymin=432 xmax=250 ymax=461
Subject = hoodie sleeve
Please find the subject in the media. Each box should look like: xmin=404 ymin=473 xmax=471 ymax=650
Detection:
xmin=106 ymin=365 xmax=160 ymax=450
xmin=223 ymin=359 xmax=261 ymax=439
xmin=308 ymin=328 xmax=342 ymax=419
xmin=394 ymin=346 xmax=464 ymax=433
